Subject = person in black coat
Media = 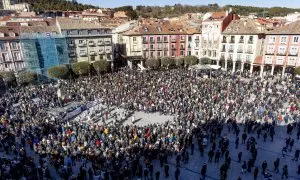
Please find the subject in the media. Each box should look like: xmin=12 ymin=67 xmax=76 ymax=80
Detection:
xmin=262 ymin=160 xmax=268 ymax=174
xmin=201 ymin=163 xmax=207 ymax=179
xmin=274 ymin=158 xmax=280 ymax=173
xmin=164 ymin=164 xmax=169 ymax=178
xmin=155 ymin=171 xmax=160 ymax=180
xmin=292 ymin=149 xmax=299 ymax=161
xmin=175 ymin=167 xmax=180 ymax=180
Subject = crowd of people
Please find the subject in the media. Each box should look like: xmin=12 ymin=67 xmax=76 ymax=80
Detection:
xmin=0 ymin=68 xmax=299 ymax=179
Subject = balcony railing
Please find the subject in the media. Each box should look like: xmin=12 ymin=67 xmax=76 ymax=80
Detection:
xmin=105 ymin=41 xmax=111 ymax=45
xmin=78 ymin=43 xmax=86 ymax=47
xmin=246 ymin=50 xmax=253 ymax=54
xmin=248 ymin=40 xmax=253 ymax=44
xmin=288 ymin=53 xmax=298 ymax=56
xmin=277 ymin=52 xmax=286 ymax=56
xmin=265 ymin=52 xmax=274 ymax=55
xmin=228 ymin=49 xmax=234 ymax=53
xmin=157 ymin=47 xmax=162 ymax=51
xmin=150 ymin=40 xmax=155 ymax=44
xmin=180 ymin=46 xmax=185 ymax=50
xmin=221 ymin=49 xmax=226 ymax=52
xmin=229 ymin=40 xmax=235 ymax=43
xmin=79 ymin=52 xmax=87 ymax=57
xmin=236 ymin=58 xmax=242 ymax=61
xmin=237 ymin=49 xmax=243 ymax=53
xmin=171 ymin=47 xmax=176 ymax=50
xmin=220 ymin=56 xmax=225 ymax=61
xmin=68 ymin=43 xmax=75 ymax=47
xmin=69 ymin=53 xmax=76 ymax=57
xmin=164 ymin=47 xmax=168 ymax=50
xmin=105 ymin=49 xmax=112 ymax=53
xmin=180 ymin=38 xmax=185 ymax=42
xmin=99 ymin=50 xmax=105 ymax=54
xmin=157 ymin=39 xmax=162 ymax=43
xmin=222 ymin=39 xmax=227 ymax=43
xmin=143 ymin=47 xmax=148 ymax=51
xmin=239 ymin=39 xmax=244 ymax=43
xmin=142 ymin=40 xmax=148 ymax=44
xmin=171 ymin=39 xmax=176 ymax=42
xmin=164 ymin=39 xmax=168 ymax=42
xmin=98 ymin=41 xmax=104 ymax=46
xmin=150 ymin=48 xmax=155 ymax=51
xmin=88 ymin=41 xmax=95 ymax=46
xmin=90 ymin=51 xmax=97 ymax=56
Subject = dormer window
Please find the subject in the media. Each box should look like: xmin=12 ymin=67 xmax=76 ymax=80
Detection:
xmin=169 ymin=28 xmax=175 ymax=32
xmin=9 ymin=32 xmax=15 ymax=37
xmin=144 ymin=27 xmax=148 ymax=32
xmin=157 ymin=27 xmax=162 ymax=32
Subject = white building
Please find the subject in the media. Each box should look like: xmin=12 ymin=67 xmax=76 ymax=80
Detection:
xmin=201 ymin=9 xmax=239 ymax=64
xmin=286 ymin=12 xmax=300 ymax=23
xmin=219 ymin=19 xmax=265 ymax=73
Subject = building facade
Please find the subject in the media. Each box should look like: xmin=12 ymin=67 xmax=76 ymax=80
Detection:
xmin=219 ymin=19 xmax=265 ymax=74
xmin=57 ymin=18 xmax=114 ymax=65
xmin=201 ymin=9 xmax=239 ymax=63
xmin=263 ymin=20 xmax=300 ymax=77
xmin=0 ymin=26 xmax=25 ymax=71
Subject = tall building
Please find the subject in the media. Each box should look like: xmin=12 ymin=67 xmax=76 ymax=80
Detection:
xmin=263 ymin=20 xmax=300 ymax=77
xmin=219 ymin=19 xmax=265 ymax=74
xmin=122 ymin=20 xmax=201 ymax=68
xmin=201 ymin=9 xmax=239 ymax=63
xmin=0 ymin=26 xmax=25 ymax=71
xmin=20 ymin=23 xmax=69 ymax=77
xmin=56 ymin=18 xmax=114 ymax=66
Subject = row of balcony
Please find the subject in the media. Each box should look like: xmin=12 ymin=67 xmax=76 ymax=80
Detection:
xmin=221 ymin=49 xmax=253 ymax=54
xmin=265 ymin=52 xmax=298 ymax=56
xmin=143 ymin=38 xmax=187 ymax=44
xmin=70 ymin=49 xmax=112 ymax=57
xmin=219 ymin=57 xmax=252 ymax=62
xmin=69 ymin=41 xmax=111 ymax=47
xmin=222 ymin=39 xmax=253 ymax=44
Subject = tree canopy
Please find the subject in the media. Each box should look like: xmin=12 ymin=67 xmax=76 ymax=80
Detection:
xmin=48 ymin=65 xmax=69 ymax=79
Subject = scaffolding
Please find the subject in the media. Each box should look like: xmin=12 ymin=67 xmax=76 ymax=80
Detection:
xmin=21 ymin=33 xmax=69 ymax=81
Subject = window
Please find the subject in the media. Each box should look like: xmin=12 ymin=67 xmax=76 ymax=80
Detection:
xmin=278 ymin=46 xmax=286 ymax=54
xmin=171 ymin=51 xmax=176 ymax=57
xmin=246 ymin=55 xmax=251 ymax=61
xmin=288 ymin=57 xmax=296 ymax=66
xmin=164 ymin=51 xmax=168 ymax=56
xmin=79 ymin=40 xmax=84 ymax=44
xmin=269 ymin=36 xmax=276 ymax=43
xmin=2 ymin=53 xmax=9 ymax=61
xmin=293 ymin=36 xmax=299 ymax=43
xmin=267 ymin=46 xmax=274 ymax=54
xmin=0 ymin=43 xmax=5 ymax=51
xmin=143 ymin=37 xmax=147 ymax=42
xmin=247 ymin=45 xmax=252 ymax=52
xmin=196 ymin=43 xmax=199 ymax=47
xmin=133 ymin=45 xmax=137 ymax=51
xmin=11 ymin=42 xmax=18 ymax=50
xmin=79 ymin=30 xmax=83 ymax=35
xmin=67 ymin=30 xmax=71 ymax=35
xmin=265 ymin=56 xmax=273 ymax=64
xmin=150 ymin=52 xmax=154 ymax=58
xmin=57 ymin=47 xmax=64 ymax=55
xmin=150 ymin=44 xmax=154 ymax=50
xmin=157 ymin=37 xmax=161 ymax=42
xmin=150 ymin=37 xmax=154 ymax=42
xmin=157 ymin=52 xmax=161 ymax=57
xmin=99 ymin=55 xmax=104 ymax=60
xmin=290 ymin=47 xmax=298 ymax=55
xmin=133 ymin=37 xmax=137 ymax=42
xmin=188 ymin=36 xmax=192 ymax=41
xmin=280 ymin=36 xmax=287 ymax=44
xmin=107 ymin=54 xmax=111 ymax=60
xmin=164 ymin=36 xmax=168 ymax=42
xmin=180 ymin=51 xmax=184 ymax=56
xmin=87 ymin=30 xmax=92 ymax=35
xmin=237 ymin=54 xmax=242 ymax=60
xmin=213 ymin=51 xmax=216 ymax=57
xmin=203 ymin=50 xmax=207 ymax=56
xmin=276 ymin=57 xmax=284 ymax=65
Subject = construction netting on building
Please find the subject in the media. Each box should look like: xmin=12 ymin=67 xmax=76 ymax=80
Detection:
xmin=20 ymin=33 xmax=69 ymax=81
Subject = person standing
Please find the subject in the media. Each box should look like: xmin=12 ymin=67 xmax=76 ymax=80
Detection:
xmin=262 ymin=160 xmax=268 ymax=174
xmin=241 ymin=161 xmax=247 ymax=173
xmin=274 ymin=158 xmax=280 ymax=173
xmin=164 ymin=164 xmax=169 ymax=178
xmin=292 ymin=149 xmax=299 ymax=161
xmin=201 ymin=163 xmax=207 ymax=179
xmin=282 ymin=165 xmax=288 ymax=179
xmin=155 ymin=171 xmax=160 ymax=180
xmin=254 ymin=167 xmax=259 ymax=180
xmin=238 ymin=151 xmax=242 ymax=163
xmin=215 ymin=150 xmax=220 ymax=163
xmin=235 ymin=137 xmax=239 ymax=149
xmin=175 ymin=167 xmax=180 ymax=180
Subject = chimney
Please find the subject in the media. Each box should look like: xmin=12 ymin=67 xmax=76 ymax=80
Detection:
xmin=229 ymin=8 xmax=232 ymax=13
xmin=225 ymin=10 xmax=229 ymax=16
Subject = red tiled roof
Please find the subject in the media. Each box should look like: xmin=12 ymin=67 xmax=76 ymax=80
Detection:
xmin=204 ymin=11 xmax=227 ymax=21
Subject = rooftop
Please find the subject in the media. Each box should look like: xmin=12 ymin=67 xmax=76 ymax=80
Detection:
xmin=57 ymin=18 xmax=110 ymax=30
xmin=0 ymin=26 xmax=20 ymax=40
xmin=222 ymin=19 xmax=265 ymax=35
xmin=266 ymin=20 xmax=300 ymax=35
